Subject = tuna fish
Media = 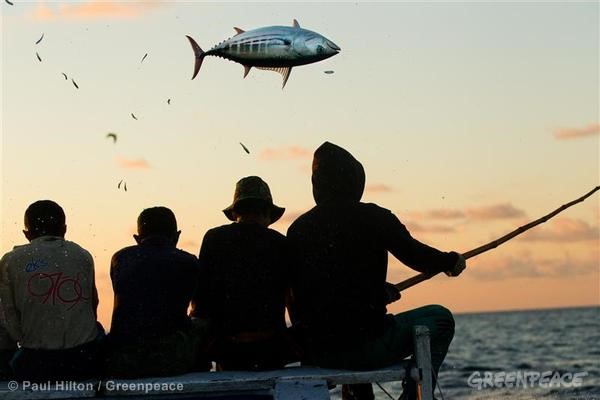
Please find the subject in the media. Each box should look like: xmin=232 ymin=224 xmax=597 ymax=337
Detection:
xmin=186 ymin=19 xmax=340 ymax=89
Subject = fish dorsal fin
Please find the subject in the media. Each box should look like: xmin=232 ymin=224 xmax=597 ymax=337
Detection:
xmin=243 ymin=65 xmax=252 ymax=78
xmin=293 ymin=19 xmax=300 ymax=28
xmin=234 ymin=27 xmax=245 ymax=35
xmin=256 ymin=66 xmax=292 ymax=89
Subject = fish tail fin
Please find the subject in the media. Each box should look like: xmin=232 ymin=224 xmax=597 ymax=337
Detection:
xmin=186 ymin=35 xmax=205 ymax=80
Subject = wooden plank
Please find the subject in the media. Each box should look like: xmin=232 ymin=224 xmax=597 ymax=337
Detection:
xmin=413 ymin=325 xmax=433 ymax=400
xmin=273 ymin=379 xmax=329 ymax=400
xmin=100 ymin=363 xmax=410 ymax=396
xmin=0 ymin=362 xmax=412 ymax=398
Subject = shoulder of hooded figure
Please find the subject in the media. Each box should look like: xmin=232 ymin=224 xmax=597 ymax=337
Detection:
xmin=286 ymin=207 xmax=318 ymax=233
xmin=360 ymin=202 xmax=395 ymax=218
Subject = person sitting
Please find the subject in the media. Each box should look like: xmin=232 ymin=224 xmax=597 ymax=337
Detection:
xmin=105 ymin=206 xmax=207 ymax=378
xmin=0 ymin=200 xmax=103 ymax=381
xmin=191 ymin=176 xmax=292 ymax=371
xmin=287 ymin=142 xmax=466 ymax=400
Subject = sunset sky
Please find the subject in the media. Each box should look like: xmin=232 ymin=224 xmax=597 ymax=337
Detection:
xmin=1 ymin=1 xmax=598 ymax=329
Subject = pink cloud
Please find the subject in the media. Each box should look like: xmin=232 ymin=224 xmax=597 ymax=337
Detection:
xmin=470 ymin=254 xmax=598 ymax=280
xmin=404 ymin=204 xmax=523 ymax=221
xmin=365 ymin=183 xmax=393 ymax=193
xmin=28 ymin=1 xmax=162 ymax=21
xmin=426 ymin=209 xmax=465 ymax=219
xmin=259 ymin=146 xmax=312 ymax=161
xmin=404 ymin=221 xmax=456 ymax=234
xmin=520 ymin=217 xmax=599 ymax=242
xmin=466 ymin=203 xmax=526 ymax=220
xmin=554 ymin=123 xmax=600 ymax=140
xmin=117 ymin=157 xmax=151 ymax=170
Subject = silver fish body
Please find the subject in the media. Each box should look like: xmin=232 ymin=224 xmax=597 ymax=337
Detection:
xmin=187 ymin=19 xmax=340 ymax=88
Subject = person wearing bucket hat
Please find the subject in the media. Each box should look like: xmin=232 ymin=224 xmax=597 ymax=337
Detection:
xmin=287 ymin=142 xmax=466 ymax=400
xmin=191 ymin=176 xmax=293 ymax=371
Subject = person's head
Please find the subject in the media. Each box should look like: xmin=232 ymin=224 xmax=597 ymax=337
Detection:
xmin=311 ymin=142 xmax=366 ymax=205
xmin=134 ymin=206 xmax=180 ymax=245
xmin=223 ymin=176 xmax=285 ymax=227
xmin=23 ymin=200 xmax=67 ymax=241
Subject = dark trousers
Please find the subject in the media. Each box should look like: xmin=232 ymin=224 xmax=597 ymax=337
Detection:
xmin=214 ymin=332 xmax=294 ymax=371
xmin=11 ymin=339 xmax=102 ymax=382
xmin=104 ymin=320 xmax=210 ymax=378
xmin=307 ymin=305 xmax=455 ymax=400
xmin=0 ymin=349 xmax=16 ymax=379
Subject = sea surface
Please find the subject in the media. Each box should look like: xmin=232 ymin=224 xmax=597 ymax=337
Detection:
xmin=332 ymin=306 xmax=600 ymax=400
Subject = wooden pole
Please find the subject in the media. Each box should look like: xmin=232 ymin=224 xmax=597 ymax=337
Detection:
xmin=394 ymin=186 xmax=600 ymax=292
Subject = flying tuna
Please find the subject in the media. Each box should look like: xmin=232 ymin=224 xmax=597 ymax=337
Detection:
xmin=186 ymin=19 xmax=340 ymax=89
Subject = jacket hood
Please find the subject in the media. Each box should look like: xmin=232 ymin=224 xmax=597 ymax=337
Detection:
xmin=312 ymin=142 xmax=365 ymax=205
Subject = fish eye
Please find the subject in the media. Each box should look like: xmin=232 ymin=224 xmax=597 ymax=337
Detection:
xmin=317 ymin=45 xmax=324 ymax=54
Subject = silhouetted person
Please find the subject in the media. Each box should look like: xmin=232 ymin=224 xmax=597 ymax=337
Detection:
xmin=106 ymin=206 xmax=206 ymax=378
xmin=0 ymin=200 xmax=103 ymax=381
xmin=287 ymin=142 xmax=466 ymax=400
xmin=191 ymin=176 xmax=291 ymax=370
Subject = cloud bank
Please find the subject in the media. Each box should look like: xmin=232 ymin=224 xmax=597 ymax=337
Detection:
xmin=469 ymin=254 xmax=598 ymax=280
xmin=520 ymin=217 xmax=599 ymax=242
xmin=365 ymin=183 xmax=393 ymax=193
xmin=29 ymin=1 xmax=163 ymax=21
xmin=117 ymin=157 xmax=151 ymax=170
xmin=554 ymin=123 xmax=600 ymax=140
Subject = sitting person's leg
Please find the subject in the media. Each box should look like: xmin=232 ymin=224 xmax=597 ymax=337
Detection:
xmin=105 ymin=324 xmax=209 ymax=378
xmin=308 ymin=305 xmax=454 ymax=400
xmin=387 ymin=304 xmax=455 ymax=400
xmin=0 ymin=349 xmax=15 ymax=380
xmin=0 ymin=328 xmax=16 ymax=380
xmin=391 ymin=304 xmax=455 ymax=376
xmin=215 ymin=331 xmax=292 ymax=371
xmin=11 ymin=339 xmax=102 ymax=382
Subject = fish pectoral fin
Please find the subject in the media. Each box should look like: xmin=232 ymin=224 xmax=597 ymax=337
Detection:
xmin=293 ymin=19 xmax=300 ymax=28
xmin=243 ymin=65 xmax=252 ymax=78
xmin=234 ymin=27 xmax=245 ymax=35
xmin=256 ymin=66 xmax=292 ymax=89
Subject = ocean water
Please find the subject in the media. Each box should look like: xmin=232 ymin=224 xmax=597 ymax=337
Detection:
xmin=333 ymin=306 xmax=600 ymax=400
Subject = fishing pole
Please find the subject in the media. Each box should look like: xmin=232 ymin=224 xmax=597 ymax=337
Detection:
xmin=394 ymin=186 xmax=600 ymax=292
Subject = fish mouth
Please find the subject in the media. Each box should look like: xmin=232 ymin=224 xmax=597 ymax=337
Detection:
xmin=326 ymin=40 xmax=341 ymax=52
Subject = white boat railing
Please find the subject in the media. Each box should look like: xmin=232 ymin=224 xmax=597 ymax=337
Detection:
xmin=0 ymin=326 xmax=433 ymax=400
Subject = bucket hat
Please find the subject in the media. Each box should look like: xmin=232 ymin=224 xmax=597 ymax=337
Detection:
xmin=223 ymin=176 xmax=285 ymax=223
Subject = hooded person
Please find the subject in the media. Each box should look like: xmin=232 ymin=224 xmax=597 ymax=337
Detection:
xmin=190 ymin=176 xmax=293 ymax=371
xmin=287 ymin=142 xmax=466 ymax=400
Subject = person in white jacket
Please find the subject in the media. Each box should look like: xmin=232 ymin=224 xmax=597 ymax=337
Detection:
xmin=0 ymin=200 xmax=103 ymax=381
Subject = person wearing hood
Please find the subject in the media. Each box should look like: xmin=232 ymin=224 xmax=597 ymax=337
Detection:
xmin=287 ymin=142 xmax=466 ymax=400
xmin=191 ymin=176 xmax=292 ymax=370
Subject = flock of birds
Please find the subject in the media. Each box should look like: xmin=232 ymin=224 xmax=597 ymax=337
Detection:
xmin=8 ymin=0 xmax=338 ymax=193
xmin=26 ymin=23 xmax=262 ymax=193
